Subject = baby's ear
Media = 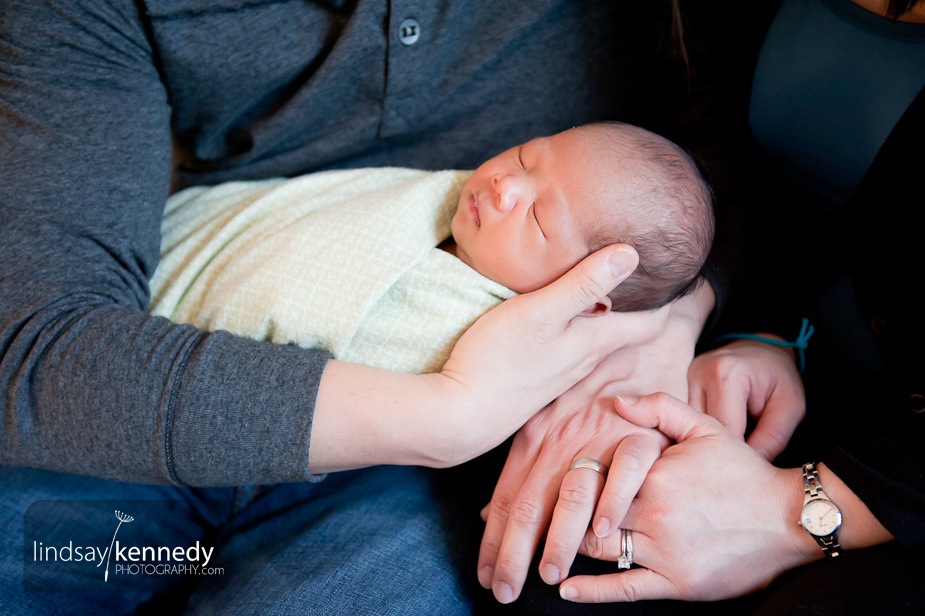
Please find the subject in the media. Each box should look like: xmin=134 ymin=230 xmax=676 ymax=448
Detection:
xmin=577 ymin=296 xmax=612 ymax=318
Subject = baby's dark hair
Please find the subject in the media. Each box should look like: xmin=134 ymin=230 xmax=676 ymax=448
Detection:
xmin=582 ymin=122 xmax=715 ymax=312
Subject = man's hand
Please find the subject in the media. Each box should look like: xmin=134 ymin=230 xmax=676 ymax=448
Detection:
xmin=312 ymin=245 xmax=668 ymax=472
xmin=475 ymin=283 xmax=714 ymax=603
xmin=476 ymin=385 xmax=668 ymax=604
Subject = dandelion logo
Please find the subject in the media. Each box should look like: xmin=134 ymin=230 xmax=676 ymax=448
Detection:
xmin=98 ymin=510 xmax=134 ymax=581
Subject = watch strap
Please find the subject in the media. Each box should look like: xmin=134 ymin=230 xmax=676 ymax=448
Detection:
xmin=802 ymin=462 xmax=824 ymax=498
xmin=813 ymin=532 xmax=843 ymax=558
xmin=801 ymin=462 xmax=844 ymax=558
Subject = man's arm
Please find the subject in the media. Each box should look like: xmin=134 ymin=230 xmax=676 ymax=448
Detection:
xmin=0 ymin=0 xmax=330 ymax=486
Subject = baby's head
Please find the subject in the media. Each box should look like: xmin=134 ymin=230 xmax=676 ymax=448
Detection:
xmin=450 ymin=122 xmax=714 ymax=312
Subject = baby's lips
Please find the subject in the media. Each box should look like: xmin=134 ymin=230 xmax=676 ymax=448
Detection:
xmin=470 ymin=193 xmax=481 ymax=227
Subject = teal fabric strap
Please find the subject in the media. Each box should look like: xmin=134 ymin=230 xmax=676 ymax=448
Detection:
xmin=713 ymin=318 xmax=815 ymax=373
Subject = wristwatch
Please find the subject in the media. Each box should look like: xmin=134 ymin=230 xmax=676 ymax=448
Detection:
xmin=798 ymin=462 xmax=843 ymax=558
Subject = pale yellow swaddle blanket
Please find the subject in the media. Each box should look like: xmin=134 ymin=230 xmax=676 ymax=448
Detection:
xmin=149 ymin=167 xmax=516 ymax=373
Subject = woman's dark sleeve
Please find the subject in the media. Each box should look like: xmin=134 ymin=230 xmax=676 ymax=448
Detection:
xmin=635 ymin=0 xmax=782 ymax=340
xmin=821 ymin=88 xmax=925 ymax=546
xmin=0 ymin=0 xmax=330 ymax=486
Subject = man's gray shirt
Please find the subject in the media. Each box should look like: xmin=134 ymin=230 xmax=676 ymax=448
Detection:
xmin=0 ymin=0 xmax=741 ymax=485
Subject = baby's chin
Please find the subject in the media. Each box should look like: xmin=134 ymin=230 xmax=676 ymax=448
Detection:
xmin=447 ymin=230 xmax=474 ymax=268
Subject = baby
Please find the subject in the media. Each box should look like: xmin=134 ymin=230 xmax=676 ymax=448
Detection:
xmin=444 ymin=121 xmax=713 ymax=312
xmin=150 ymin=122 xmax=713 ymax=373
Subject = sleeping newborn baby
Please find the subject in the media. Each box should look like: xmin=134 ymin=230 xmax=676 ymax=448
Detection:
xmin=149 ymin=122 xmax=713 ymax=373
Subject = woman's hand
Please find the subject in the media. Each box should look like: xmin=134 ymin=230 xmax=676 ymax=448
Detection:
xmin=688 ymin=339 xmax=805 ymax=460
xmin=311 ymin=244 xmax=666 ymax=473
xmin=557 ymin=393 xmax=818 ymax=603
xmin=476 ymin=283 xmax=714 ymax=603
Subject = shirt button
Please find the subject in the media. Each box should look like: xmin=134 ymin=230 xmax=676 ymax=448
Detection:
xmin=910 ymin=394 xmax=925 ymax=414
xmin=870 ymin=315 xmax=887 ymax=334
xmin=399 ymin=18 xmax=420 ymax=46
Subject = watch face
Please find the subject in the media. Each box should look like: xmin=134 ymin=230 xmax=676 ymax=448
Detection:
xmin=801 ymin=499 xmax=842 ymax=536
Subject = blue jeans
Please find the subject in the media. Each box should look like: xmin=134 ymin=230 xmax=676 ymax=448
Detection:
xmin=1 ymin=464 xmax=477 ymax=615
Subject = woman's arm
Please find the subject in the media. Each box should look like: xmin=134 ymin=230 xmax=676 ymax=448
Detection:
xmin=814 ymin=463 xmax=894 ymax=550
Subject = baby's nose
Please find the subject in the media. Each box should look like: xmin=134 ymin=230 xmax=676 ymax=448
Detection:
xmin=491 ymin=174 xmax=524 ymax=213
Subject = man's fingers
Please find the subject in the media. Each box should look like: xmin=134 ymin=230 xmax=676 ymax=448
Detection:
xmin=482 ymin=444 xmax=566 ymax=603
xmin=488 ymin=480 xmax=559 ymax=603
xmin=477 ymin=440 xmax=539 ymax=589
xmin=477 ymin=434 xmax=539 ymax=588
xmin=539 ymin=452 xmax=610 ymax=584
xmin=540 ymin=432 xmax=663 ymax=586
xmin=527 ymin=245 xmax=638 ymax=323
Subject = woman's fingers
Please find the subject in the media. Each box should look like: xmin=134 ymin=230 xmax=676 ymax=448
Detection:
xmin=592 ymin=431 xmax=664 ymax=538
xmin=688 ymin=341 xmax=807 ymax=460
xmin=745 ymin=392 xmax=805 ymax=460
xmin=615 ymin=392 xmax=723 ymax=444
xmin=566 ymin=531 xmax=679 ymax=602
xmin=560 ymin=569 xmax=679 ymax=603
xmin=688 ymin=352 xmax=750 ymax=437
xmin=694 ymin=377 xmax=749 ymax=437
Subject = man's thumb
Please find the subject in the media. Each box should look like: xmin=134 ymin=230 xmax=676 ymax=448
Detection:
xmin=535 ymin=244 xmax=638 ymax=321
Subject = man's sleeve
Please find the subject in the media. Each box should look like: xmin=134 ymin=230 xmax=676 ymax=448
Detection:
xmin=0 ymin=0 xmax=330 ymax=486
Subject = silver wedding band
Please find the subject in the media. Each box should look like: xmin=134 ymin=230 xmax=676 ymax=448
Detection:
xmin=618 ymin=528 xmax=634 ymax=569
xmin=568 ymin=457 xmax=608 ymax=477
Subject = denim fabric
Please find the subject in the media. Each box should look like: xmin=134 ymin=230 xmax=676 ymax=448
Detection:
xmin=2 ymin=465 xmax=474 ymax=615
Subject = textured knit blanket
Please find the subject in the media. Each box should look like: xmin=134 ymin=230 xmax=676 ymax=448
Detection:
xmin=148 ymin=167 xmax=516 ymax=373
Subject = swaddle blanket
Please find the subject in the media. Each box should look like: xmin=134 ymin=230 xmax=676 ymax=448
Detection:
xmin=149 ymin=167 xmax=516 ymax=373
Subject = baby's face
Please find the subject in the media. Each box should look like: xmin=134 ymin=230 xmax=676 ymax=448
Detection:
xmin=451 ymin=126 xmax=619 ymax=292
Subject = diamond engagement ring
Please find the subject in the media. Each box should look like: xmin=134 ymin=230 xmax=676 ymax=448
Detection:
xmin=568 ymin=457 xmax=608 ymax=477
xmin=617 ymin=529 xmax=634 ymax=569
